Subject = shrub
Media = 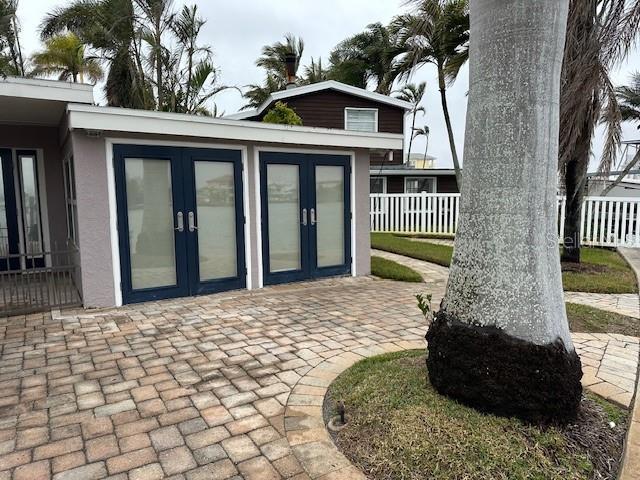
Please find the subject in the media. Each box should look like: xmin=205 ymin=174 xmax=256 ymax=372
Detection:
xmin=262 ymin=101 xmax=303 ymax=126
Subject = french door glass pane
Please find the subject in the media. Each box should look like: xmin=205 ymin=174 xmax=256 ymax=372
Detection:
xmin=0 ymin=160 xmax=7 ymax=256
xmin=19 ymin=154 xmax=43 ymax=255
xmin=195 ymin=161 xmax=237 ymax=281
xmin=125 ymin=158 xmax=177 ymax=289
xmin=316 ymin=165 xmax=345 ymax=267
xmin=267 ymin=164 xmax=301 ymax=272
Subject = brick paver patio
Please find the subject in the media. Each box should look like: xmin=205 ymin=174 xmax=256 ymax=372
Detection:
xmin=0 ymin=265 xmax=638 ymax=479
xmin=0 ymin=277 xmax=429 ymax=480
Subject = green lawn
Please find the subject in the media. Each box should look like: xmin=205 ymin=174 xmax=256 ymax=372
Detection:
xmin=566 ymin=302 xmax=640 ymax=337
xmin=371 ymin=233 xmax=637 ymax=293
xmin=371 ymin=233 xmax=453 ymax=267
xmin=371 ymin=256 xmax=423 ymax=283
xmin=327 ymin=350 xmax=626 ymax=480
xmin=561 ymin=248 xmax=637 ymax=293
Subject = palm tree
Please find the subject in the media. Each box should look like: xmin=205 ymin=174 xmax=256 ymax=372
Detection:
xmin=601 ymin=73 xmax=640 ymax=195
xmin=256 ymin=33 xmax=304 ymax=82
xmin=300 ymin=57 xmax=328 ymax=85
xmin=170 ymin=5 xmax=208 ymax=109
xmin=617 ymin=72 xmax=640 ymax=127
xmin=413 ymin=125 xmax=431 ymax=162
xmin=392 ymin=0 xmax=469 ymax=188
xmin=0 ymin=0 xmax=25 ymax=76
xmin=31 ymin=32 xmax=103 ymax=83
xmin=134 ymin=0 xmax=174 ymax=110
xmin=328 ymin=22 xmax=402 ymax=95
xmin=395 ymin=82 xmax=426 ymax=163
xmin=243 ymin=73 xmax=285 ymax=110
xmin=427 ymin=0 xmax=581 ymax=423
xmin=559 ymin=0 xmax=640 ymax=263
xmin=40 ymin=0 xmax=151 ymax=109
xmin=243 ymin=34 xmax=304 ymax=109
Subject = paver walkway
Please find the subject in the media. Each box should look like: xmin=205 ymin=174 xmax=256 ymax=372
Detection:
xmin=564 ymin=292 xmax=640 ymax=319
xmin=372 ymin=248 xmax=640 ymax=407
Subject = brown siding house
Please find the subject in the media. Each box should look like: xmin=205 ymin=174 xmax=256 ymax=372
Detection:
xmin=246 ymin=89 xmax=405 ymax=134
xmin=225 ymin=81 xmax=411 ymax=167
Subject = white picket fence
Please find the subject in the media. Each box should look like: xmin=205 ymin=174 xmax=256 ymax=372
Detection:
xmin=370 ymin=193 xmax=640 ymax=248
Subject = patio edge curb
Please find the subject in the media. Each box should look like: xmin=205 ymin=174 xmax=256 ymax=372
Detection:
xmin=283 ymin=339 xmax=426 ymax=480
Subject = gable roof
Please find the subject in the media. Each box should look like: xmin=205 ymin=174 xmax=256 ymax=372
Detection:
xmin=224 ymin=80 xmax=413 ymax=120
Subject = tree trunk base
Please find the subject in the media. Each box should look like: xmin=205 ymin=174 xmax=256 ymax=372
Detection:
xmin=561 ymin=246 xmax=581 ymax=264
xmin=426 ymin=311 xmax=583 ymax=424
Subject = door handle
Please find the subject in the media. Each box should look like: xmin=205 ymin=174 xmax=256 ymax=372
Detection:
xmin=301 ymin=208 xmax=307 ymax=226
xmin=188 ymin=211 xmax=198 ymax=232
xmin=310 ymin=208 xmax=316 ymax=226
xmin=175 ymin=211 xmax=184 ymax=232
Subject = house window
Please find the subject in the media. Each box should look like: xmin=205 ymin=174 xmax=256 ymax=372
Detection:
xmin=370 ymin=177 xmax=387 ymax=194
xmin=405 ymin=177 xmax=436 ymax=193
xmin=63 ymin=155 xmax=78 ymax=244
xmin=345 ymin=108 xmax=378 ymax=132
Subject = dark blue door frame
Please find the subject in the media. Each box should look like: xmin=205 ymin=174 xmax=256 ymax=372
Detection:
xmin=113 ymin=144 xmax=246 ymax=304
xmin=182 ymin=148 xmax=246 ymax=296
xmin=0 ymin=149 xmax=20 ymax=271
xmin=308 ymin=155 xmax=351 ymax=279
xmin=114 ymin=145 xmax=189 ymax=304
xmin=260 ymin=152 xmax=311 ymax=285
xmin=260 ymin=152 xmax=351 ymax=286
xmin=16 ymin=150 xmax=45 ymax=269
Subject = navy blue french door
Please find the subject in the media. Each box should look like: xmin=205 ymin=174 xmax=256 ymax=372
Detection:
xmin=113 ymin=145 xmax=245 ymax=304
xmin=260 ymin=152 xmax=351 ymax=286
xmin=0 ymin=149 xmax=20 ymax=271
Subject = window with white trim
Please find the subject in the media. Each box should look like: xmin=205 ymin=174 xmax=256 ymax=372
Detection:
xmin=63 ymin=155 xmax=78 ymax=245
xmin=370 ymin=177 xmax=387 ymax=194
xmin=405 ymin=177 xmax=436 ymax=193
xmin=345 ymin=108 xmax=378 ymax=132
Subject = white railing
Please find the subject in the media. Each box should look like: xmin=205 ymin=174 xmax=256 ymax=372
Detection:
xmin=370 ymin=193 xmax=640 ymax=248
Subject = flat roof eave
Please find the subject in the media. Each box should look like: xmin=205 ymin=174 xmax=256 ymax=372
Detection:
xmin=67 ymin=104 xmax=404 ymax=150
xmin=0 ymin=76 xmax=95 ymax=104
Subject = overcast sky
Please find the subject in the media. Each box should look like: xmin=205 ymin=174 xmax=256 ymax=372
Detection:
xmin=18 ymin=0 xmax=640 ymax=171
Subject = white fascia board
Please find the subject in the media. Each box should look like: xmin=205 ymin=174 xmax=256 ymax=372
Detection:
xmin=0 ymin=76 xmax=94 ymax=104
xmin=224 ymin=80 xmax=413 ymax=120
xmin=67 ymin=104 xmax=404 ymax=150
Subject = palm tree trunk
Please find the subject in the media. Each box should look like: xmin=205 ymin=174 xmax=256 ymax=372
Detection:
xmin=154 ymin=15 xmax=163 ymax=110
xmin=407 ymin=110 xmax=416 ymax=164
xmin=438 ymin=67 xmax=462 ymax=189
xmin=561 ymin=127 xmax=590 ymax=263
xmin=11 ymin=15 xmax=24 ymax=76
xmin=426 ymin=0 xmax=581 ymax=423
xmin=424 ymin=131 xmax=429 ymax=160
